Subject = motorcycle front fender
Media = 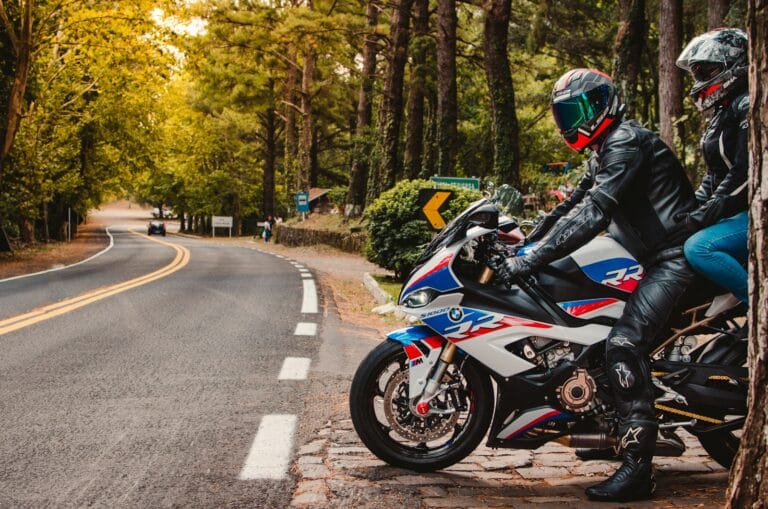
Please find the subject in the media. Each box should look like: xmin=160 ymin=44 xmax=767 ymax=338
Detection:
xmin=387 ymin=326 xmax=446 ymax=400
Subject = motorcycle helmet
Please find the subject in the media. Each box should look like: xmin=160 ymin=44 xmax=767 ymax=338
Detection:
xmin=676 ymin=28 xmax=748 ymax=111
xmin=551 ymin=69 xmax=622 ymax=152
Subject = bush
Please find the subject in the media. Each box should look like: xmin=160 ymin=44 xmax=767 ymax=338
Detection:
xmin=326 ymin=186 xmax=348 ymax=210
xmin=365 ymin=179 xmax=481 ymax=280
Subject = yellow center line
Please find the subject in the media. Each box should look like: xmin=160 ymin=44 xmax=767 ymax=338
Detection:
xmin=0 ymin=231 xmax=191 ymax=337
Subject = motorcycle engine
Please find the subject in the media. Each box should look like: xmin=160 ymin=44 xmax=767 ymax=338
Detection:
xmin=516 ymin=336 xmax=576 ymax=368
xmin=512 ymin=338 xmax=600 ymax=414
xmin=557 ymin=368 xmax=599 ymax=413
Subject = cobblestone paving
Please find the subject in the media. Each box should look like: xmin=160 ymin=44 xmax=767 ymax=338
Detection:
xmin=290 ymin=417 xmax=728 ymax=508
xmin=221 ymin=239 xmax=730 ymax=508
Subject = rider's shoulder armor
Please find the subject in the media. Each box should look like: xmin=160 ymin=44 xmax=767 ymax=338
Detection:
xmin=701 ymin=91 xmax=749 ymax=182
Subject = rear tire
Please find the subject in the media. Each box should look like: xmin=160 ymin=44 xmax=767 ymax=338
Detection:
xmin=693 ymin=326 xmax=746 ymax=469
xmin=349 ymin=340 xmax=493 ymax=472
xmin=697 ymin=430 xmax=741 ymax=468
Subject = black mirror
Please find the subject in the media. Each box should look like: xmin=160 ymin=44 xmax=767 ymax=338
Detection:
xmin=468 ymin=204 xmax=499 ymax=229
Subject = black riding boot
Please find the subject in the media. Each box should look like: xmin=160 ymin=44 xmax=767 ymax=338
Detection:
xmin=585 ymin=420 xmax=657 ymax=502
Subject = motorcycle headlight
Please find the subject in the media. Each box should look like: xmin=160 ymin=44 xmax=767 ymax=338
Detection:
xmin=403 ymin=289 xmax=435 ymax=308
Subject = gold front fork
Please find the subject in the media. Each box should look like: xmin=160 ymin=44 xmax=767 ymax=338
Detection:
xmin=440 ymin=342 xmax=457 ymax=363
xmin=479 ymin=266 xmax=494 ymax=285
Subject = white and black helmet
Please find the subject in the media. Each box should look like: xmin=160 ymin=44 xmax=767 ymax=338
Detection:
xmin=676 ymin=28 xmax=748 ymax=111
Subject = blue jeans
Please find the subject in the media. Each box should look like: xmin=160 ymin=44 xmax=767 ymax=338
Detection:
xmin=684 ymin=211 xmax=748 ymax=304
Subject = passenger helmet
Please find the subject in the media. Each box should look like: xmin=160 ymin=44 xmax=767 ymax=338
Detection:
xmin=676 ymin=28 xmax=748 ymax=111
xmin=551 ymin=69 xmax=622 ymax=152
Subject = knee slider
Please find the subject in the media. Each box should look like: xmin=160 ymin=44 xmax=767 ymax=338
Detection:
xmin=609 ymin=361 xmax=639 ymax=392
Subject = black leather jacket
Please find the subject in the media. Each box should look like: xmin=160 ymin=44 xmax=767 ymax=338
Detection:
xmin=523 ymin=120 xmax=697 ymax=267
xmin=689 ymin=91 xmax=749 ymax=226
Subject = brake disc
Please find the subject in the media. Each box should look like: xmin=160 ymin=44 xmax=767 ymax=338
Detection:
xmin=382 ymin=369 xmax=459 ymax=442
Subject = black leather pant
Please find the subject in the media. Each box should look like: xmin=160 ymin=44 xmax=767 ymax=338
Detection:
xmin=605 ymin=254 xmax=695 ymax=453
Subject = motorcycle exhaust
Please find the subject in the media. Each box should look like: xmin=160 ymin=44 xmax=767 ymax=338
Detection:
xmin=554 ymin=432 xmax=686 ymax=457
xmin=555 ymin=433 xmax=617 ymax=449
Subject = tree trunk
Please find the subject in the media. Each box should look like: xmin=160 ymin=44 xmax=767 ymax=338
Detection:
xmin=232 ymin=192 xmax=242 ymax=236
xmin=263 ymin=103 xmax=277 ymax=217
xmin=297 ymin=44 xmax=315 ymax=194
xmin=422 ymin=89 xmax=438 ymax=178
xmin=612 ymin=0 xmax=647 ymax=119
xmin=658 ymin=0 xmax=688 ymax=176
xmin=483 ymin=0 xmax=520 ymax=187
xmin=369 ymin=0 xmax=414 ymax=200
xmin=0 ymin=0 xmax=33 ymax=176
xmin=310 ymin=126 xmax=319 ymax=188
xmin=708 ymin=0 xmax=730 ymax=29
xmin=283 ymin=47 xmax=299 ymax=195
xmin=346 ymin=0 xmax=380 ymax=217
xmin=436 ymin=0 xmax=457 ymax=177
xmin=404 ymin=0 xmax=429 ymax=180
xmin=727 ymin=1 xmax=768 ymax=504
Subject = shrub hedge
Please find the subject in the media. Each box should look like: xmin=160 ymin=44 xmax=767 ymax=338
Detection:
xmin=365 ymin=179 xmax=481 ymax=280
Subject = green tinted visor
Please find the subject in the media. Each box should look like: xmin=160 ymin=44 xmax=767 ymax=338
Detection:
xmin=552 ymin=84 xmax=611 ymax=133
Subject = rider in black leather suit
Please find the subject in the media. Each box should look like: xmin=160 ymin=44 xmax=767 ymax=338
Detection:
xmin=673 ymin=28 xmax=750 ymax=304
xmin=500 ymin=69 xmax=697 ymax=502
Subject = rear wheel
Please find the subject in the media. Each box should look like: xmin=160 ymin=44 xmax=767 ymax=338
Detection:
xmin=349 ymin=340 xmax=493 ymax=472
xmin=692 ymin=326 xmax=747 ymax=469
xmin=697 ymin=426 xmax=741 ymax=468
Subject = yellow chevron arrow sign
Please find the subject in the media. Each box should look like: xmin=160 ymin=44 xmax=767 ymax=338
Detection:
xmin=419 ymin=189 xmax=453 ymax=230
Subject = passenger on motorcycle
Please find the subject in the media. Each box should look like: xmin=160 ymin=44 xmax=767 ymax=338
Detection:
xmin=674 ymin=28 xmax=750 ymax=305
xmin=497 ymin=69 xmax=698 ymax=502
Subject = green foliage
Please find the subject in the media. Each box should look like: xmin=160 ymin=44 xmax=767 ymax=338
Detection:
xmin=0 ymin=0 xmax=176 ymax=237
xmin=364 ymin=179 xmax=481 ymax=280
xmin=327 ymin=186 xmax=348 ymax=209
xmin=0 ymin=0 xmax=734 ymax=244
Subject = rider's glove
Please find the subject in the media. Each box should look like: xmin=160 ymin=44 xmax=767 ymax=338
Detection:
xmin=667 ymin=212 xmax=701 ymax=245
xmin=491 ymin=255 xmax=534 ymax=288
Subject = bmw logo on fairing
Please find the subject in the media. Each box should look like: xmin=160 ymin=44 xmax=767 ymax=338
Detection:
xmin=448 ymin=308 xmax=463 ymax=322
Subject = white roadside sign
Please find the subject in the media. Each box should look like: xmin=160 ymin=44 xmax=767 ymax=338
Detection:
xmin=212 ymin=215 xmax=233 ymax=237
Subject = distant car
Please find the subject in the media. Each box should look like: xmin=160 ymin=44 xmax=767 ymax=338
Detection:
xmin=148 ymin=220 xmax=166 ymax=236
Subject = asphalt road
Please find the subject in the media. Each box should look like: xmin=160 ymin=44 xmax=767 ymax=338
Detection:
xmin=0 ymin=218 xmax=320 ymax=506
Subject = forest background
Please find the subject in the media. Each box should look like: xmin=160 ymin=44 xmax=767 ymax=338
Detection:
xmin=0 ymin=0 xmax=747 ymax=242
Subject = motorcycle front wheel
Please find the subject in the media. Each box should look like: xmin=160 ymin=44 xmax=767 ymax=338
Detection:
xmin=349 ymin=340 xmax=493 ymax=472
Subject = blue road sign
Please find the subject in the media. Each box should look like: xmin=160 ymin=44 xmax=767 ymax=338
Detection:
xmin=296 ymin=192 xmax=310 ymax=213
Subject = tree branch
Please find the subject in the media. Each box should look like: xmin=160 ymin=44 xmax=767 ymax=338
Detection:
xmin=0 ymin=0 xmax=20 ymax=56
xmin=59 ymin=79 xmax=99 ymax=109
xmin=281 ymin=99 xmax=304 ymax=115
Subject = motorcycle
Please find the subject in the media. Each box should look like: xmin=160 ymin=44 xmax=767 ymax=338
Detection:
xmin=349 ymin=186 xmax=747 ymax=472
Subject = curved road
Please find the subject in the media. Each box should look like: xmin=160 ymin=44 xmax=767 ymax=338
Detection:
xmin=0 ymin=218 xmax=318 ymax=506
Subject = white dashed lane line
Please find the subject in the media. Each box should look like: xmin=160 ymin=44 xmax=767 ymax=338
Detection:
xmin=278 ymin=357 xmax=311 ymax=380
xmin=239 ymin=415 xmax=297 ymax=480
xmin=301 ymin=279 xmax=318 ymax=313
xmin=294 ymin=322 xmax=317 ymax=336
xmin=240 ymin=253 xmax=317 ymax=481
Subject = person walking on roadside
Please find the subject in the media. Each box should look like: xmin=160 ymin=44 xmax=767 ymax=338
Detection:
xmin=263 ymin=215 xmax=276 ymax=243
